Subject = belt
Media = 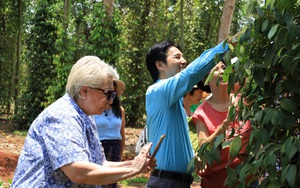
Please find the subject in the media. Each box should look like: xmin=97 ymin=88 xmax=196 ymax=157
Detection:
xmin=151 ymin=169 xmax=193 ymax=184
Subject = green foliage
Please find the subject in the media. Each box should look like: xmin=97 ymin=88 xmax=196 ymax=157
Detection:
xmin=89 ymin=2 xmax=122 ymax=66
xmin=13 ymin=130 xmax=28 ymax=136
xmin=46 ymin=1 xmax=78 ymax=105
xmin=117 ymin=0 xmax=242 ymax=126
xmin=13 ymin=0 xmax=58 ymax=129
xmin=118 ymin=0 xmax=155 ymax=126
xmin=0 ymin=0 xmax=19 ymax=114
xmin=2 ymin=0 xmax=243 ymax=128
xmin=0 ymin=178 xmax=12 ymax=188
xmin=197 ymin=0 xmax=300 ymax=187
xmin=119 ymin=175 xmax=148 ymax=186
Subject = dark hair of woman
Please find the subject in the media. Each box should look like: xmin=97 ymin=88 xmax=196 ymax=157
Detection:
xmin=111 ymin=81 xmax=122 ymax=118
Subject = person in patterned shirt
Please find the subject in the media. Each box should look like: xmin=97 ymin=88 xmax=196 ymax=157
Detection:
xmin=11 ymin=56 xmax=156 ymax=188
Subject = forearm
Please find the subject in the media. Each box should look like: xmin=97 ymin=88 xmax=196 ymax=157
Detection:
xmin=197 ymin=119 xmax=230 ymax=146
xmin=187 ymin=41 xmax=229 ymax=79
xmin=61 ymin=161 xmax=139 ymax=185
xmin=198 ymin=125 xmax=226 ymax=146
xmin=104 ymin=160 xmax=132 ymax=167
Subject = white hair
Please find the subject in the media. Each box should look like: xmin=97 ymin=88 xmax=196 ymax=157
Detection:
xmin=66 ymin=56 xmax=119 ymax=99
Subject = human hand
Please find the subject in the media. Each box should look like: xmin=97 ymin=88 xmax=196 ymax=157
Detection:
xmin=195 ymin=156 xmax=207 ymax=176
xmin=132 ymin=142 xmax=156 ymax=173
xmin=227 ymin=31 xmax=241 ymax=47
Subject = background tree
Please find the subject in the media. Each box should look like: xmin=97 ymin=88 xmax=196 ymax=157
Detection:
xmin=13 ymin=0 xmax=58 ymax=128
xmin=0 ymin=0 xmax=19 ymax=114
xmin=45 ymin=0 xmax=76 ymax=105
xmin=218 ymin=0 xmax=236 ymax=43
xmin=1 ymin=0 xmax=242 ymax=128
xmin=117 ymin=0 xmax=154 ymax=126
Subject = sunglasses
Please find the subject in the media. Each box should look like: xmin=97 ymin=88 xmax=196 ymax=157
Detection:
xmin=89 ymin=87 xmax=116 ymax=101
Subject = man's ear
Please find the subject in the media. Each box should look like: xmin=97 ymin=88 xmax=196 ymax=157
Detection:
xmin=155 ymin=61 xmax=165 ymax=71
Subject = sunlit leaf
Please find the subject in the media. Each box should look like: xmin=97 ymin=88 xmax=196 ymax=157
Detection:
xmin=266 ymin=0 xmax=276 ymax=9
xmin=268 ymin=24 xmax=279 ymax=39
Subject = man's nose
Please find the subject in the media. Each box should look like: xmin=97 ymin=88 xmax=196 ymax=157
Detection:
xmin=181 ymin=58 xmax=187 ymax=65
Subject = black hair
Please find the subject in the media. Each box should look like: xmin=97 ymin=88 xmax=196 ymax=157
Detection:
xmin=111 ymin=81 xmax=122 ymax=118
xmin=146 ymin=40 xmax=182 ymax=82
xmin=196 ymin=59 xmax=227 ymax=93
xmin=197 ymin=80 xmax=211 ymax=93
xmin=111 ymin=96 xmax=122 ymax=118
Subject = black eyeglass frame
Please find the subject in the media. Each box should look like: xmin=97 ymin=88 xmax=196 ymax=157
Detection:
xmin=89 ymin=87 xmax=116 ymax=101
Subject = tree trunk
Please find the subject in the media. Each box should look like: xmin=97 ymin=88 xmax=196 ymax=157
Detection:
xmin=63 ymin=0 xmax=70 ymax=30
xmin=179 ymin=0 xmax=184 ymax=48
xmin=14 ymin=0 xmax=22 ymax=114
xmin=217 ymin=0 xmax=236 ymax=43
xmin=103 ymin=0 xmax=114 ymax=20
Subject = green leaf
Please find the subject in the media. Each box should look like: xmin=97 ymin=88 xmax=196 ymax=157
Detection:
xmin=235 ymin=182 xmax=246 ymax=188
xmin=262 ymin=108 xmax=272 ymax=127
xmin=258 ymin=128 xmax=269 ymax=145
xmin=228 ymin=105 xmax=236 ymax=121
xmin=271 ymin=110 xmax=281 ymax=126
xmin=280 ymin=98 xmax=298 ymax=113
xmin=214 ymin=134 xmax=225 ymax=146
xmin=254 ymin=110 xmax=263 ymax=122
xmin=286 ymin=165 xmax=296 ymax=187
xmin=279 ymin=0 xmax=291 ymax=9
xmin=268 ymin=24 xmax=279 ymax=39
xmin=287 ymin=146 xmax=297 ymax=161
xmin=281 ymin=136 xmax=293 ymax=156
xmin=261 ymin=19 xmax=269 ymax=32
xmin=229 ymin=137 xmax=242 ymax=158
xmin=253 ymin=69 xmax=264 ymax=88
xmin=222 ymin=140 xmax=231 ymax=149
xmin=268 ymin=152 xmax=278 ymax=166
xmin=266 ymin=0 xmax=276 ymax=9
xmin=226 ymin=167 xmax=237 ymax=180
xmin=240 ymin=27 xmax=252 ymax=44
xmin=212 ymin=145 xmax=221 ymax=163
xmin=186 ymin=157 xmax=195 ymax=173
xmin=239 ymin=164 xmax=248 ymax=182
xmin=267 ymin=165 xmax=278 ymax=181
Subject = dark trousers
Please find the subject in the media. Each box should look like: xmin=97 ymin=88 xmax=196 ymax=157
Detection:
xmin=146 ymin=174 xmax=191 ymax=188
xmin=100 ymin=139 xmax=122 ymax=188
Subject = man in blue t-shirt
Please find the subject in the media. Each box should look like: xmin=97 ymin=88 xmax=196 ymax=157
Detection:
xmin=145 ymin=37 xmax=238 ymax=188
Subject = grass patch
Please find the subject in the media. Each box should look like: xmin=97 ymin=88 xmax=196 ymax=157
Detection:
xmin=0 ymin=178 xmax=12 ymax=188
xmin=119 ymin=176 xmax=148 ymax=186
xmin=13 ymin=130 xmax=27 ymax=136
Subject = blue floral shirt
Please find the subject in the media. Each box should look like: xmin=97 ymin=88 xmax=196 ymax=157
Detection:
xmin=11 ymin=94 xmax=105 ymax=188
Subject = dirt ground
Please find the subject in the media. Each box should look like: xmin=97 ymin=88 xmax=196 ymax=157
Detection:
xmin=0 ymin=118 xmax=200 ymax=187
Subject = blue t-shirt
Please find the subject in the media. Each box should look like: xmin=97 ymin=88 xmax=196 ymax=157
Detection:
xmin=11 ymin=94 xmax=105 ymax=188
xmin=94 ymin=110 xmax=122 ymax=141
xmin=146 ymin=41 xmax=228 ymax=174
